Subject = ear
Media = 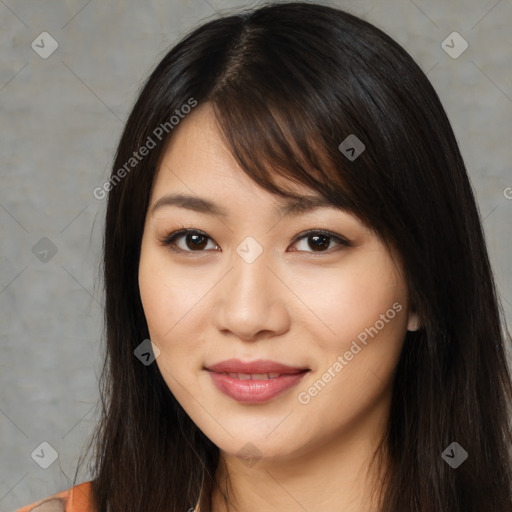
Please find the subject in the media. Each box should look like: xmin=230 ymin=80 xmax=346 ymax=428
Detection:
xmin=407 ymin=309 xmax=421 ymax=331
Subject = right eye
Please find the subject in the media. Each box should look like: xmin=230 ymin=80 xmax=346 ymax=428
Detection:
xmin=160 ymin=228 xmax=220 ymax=253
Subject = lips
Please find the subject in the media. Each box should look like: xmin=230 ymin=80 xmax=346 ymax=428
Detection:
xmin=217 ymin=372 xmax=283 ymax=380
xmin=205 ymin=359 xmax=310 ymax=404
xmin=206 ymin=358 xmax=308 ymax=375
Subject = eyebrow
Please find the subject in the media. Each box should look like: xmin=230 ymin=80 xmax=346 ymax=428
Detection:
xmin=150 ymin=192 xmax=342 ymax=218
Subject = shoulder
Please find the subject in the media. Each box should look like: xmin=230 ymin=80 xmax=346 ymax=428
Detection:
xmin=15 ymin=481 xmax=96 ymax=512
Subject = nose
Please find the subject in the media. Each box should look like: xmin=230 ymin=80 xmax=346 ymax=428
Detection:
xmin=213 ymin=250 xmax=291 ymax=342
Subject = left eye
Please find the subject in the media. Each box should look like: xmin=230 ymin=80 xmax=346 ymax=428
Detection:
xmin=291 ymin=230 xmax=350 ymax=252
xmin=160 ymin=229 xmax=350 ymax=254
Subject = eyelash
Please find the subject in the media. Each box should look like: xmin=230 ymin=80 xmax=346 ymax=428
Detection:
xmin=159 ymin=228 xmax=352 ymax=255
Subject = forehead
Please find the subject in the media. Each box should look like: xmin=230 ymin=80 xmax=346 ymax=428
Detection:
xmin=158 ymin=102 xmax=231 ymax=167
xmin=152 ymin=103 xmax=341 ymax=210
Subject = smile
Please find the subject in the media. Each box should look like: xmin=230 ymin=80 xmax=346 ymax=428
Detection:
xmin=207 ymin=369 xmax=309 ymax=403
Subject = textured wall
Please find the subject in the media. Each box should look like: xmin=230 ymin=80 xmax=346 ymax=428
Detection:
xmin=1 ymin=0 xmax=511 ymax=510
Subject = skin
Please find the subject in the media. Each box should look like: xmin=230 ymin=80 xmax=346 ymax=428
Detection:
xmin=138 ymin=103 xmax=420 ymax=512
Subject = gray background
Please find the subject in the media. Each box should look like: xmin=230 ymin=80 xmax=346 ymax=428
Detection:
xmin=1 ymin=0 xmax=511 ymax=510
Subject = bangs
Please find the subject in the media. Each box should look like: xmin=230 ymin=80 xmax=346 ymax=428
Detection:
xmin=192 ymin=15 xmax=407 ymax=245
xmin=207 ymin=68 xmax=374 ymax=228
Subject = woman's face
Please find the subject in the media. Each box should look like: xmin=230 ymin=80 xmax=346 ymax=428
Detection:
xmin=138 ymin=103 xmax=418 ymax=463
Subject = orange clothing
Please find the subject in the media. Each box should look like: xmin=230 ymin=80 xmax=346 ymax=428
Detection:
xmin=15 ymin=481 xmax=96 ymax=512
xmin=15 ymin=481 xmax=200 ymax=512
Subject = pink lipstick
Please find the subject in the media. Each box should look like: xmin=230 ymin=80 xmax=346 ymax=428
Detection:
xmin=205 ymin=359 xmax=309 ymax=404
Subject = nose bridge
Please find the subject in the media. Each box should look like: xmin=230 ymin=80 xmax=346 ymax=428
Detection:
xmin=229 ymin=236 xmax=274 ymax=304
xmin=214 ymin=236 xmax=288 ymax=340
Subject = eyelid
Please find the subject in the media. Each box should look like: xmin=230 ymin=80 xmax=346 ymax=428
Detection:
xmin=159 ymin=227 xmax=352 ymax=254
xmin=159 ymin=228 xmax=217 ymax=253
xmin=290 ymin=228 xmax=352 ymax=249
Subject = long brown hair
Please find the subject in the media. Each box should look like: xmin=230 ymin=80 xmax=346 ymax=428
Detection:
xmin=82 ymin=2 xmax=512 ymax=510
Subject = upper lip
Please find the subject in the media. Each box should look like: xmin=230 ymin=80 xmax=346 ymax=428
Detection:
xmin=206 ymin=358 xmax=309 ymax=374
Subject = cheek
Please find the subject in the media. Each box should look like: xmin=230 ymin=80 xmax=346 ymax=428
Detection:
xmin=139 ymin=248 xmax=201 ymax=338
xmin=289 ymin=252 xmax=407 ymax=355
xmin=138 ymin=258 xmax=197 ymax=395
xmin=294 ymin=262 xmax=407 ymax=417
xmin=138 ymin=233 xmax=226 ymax=407
xmin=138 ymin=247 xmax=217 ymax=383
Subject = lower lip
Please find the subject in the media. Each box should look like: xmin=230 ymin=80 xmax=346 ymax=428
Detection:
xmin=207 ymin=370 xmax=309 ymax=404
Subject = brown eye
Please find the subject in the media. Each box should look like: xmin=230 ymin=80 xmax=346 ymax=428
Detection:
xmin=290 ymin=230 xmax=351 ymax=253
xmin=161 ymin=229 xmax=218 ymax=252
xmin=307 ymin=233 xmax=331 ymax=251
xmin=183 ymin=233 xmax=208 ymax=250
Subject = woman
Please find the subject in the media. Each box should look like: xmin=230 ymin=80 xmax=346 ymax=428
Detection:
xmin=17 ymin=2 xmax=512 ymax=511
